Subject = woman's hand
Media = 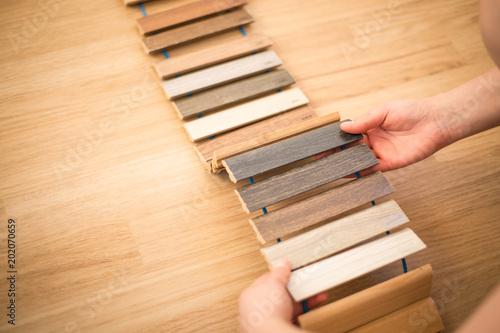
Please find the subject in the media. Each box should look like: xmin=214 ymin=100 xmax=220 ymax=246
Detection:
xmin=239 ymin=259 xmax=327 ymax=333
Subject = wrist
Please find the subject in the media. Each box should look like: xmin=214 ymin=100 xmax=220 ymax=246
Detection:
xmin=423 ymin=94 xmax=465 ymax=148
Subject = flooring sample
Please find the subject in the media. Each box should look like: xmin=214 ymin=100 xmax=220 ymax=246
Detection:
xmin=298 ymin=264 xmax=434 ymax=333
xmin=162 ymin=50 xmax=281 ymax=99
xmin=173 ymin=69 xmax=295 ymax=120
xmin=236 ymin=144 xmax=377 ymax=212
xmin=287 ymin=228 xmax=426 ymax=302
xmin=348 ymin=297 xmax=444 ymax=333
xmin=125 ymin=0 xmax=153 ymax=5
xmin=142 ymin=8 xmax=254 ymax=54
xmin=212 ymin=112 xmax=341 ymax=170
xmin=223 ymin=121 xmax=363 ymax=182
xmin=184 ymin=88 xmax=309 ymax=142
xmin=250 ymin=171 xmax=394 ymax=243
xmin=194 ymin=106 xmax=317 ymax=167
xmin=262 ymin=200 xmax=408 ymax=270
xmin=137 ymin=0 xmax=247 ymax=35
xmin=155 ymin=33 xmax=272 ymax=79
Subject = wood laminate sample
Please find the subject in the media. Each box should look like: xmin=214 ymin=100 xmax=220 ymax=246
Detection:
xmin=173 ymin=69 xmax=295 ymax=120
xmin=155 ymin=33 xmax=272 ymax=79
xmin=236 ymin=144 xmax=377 ymax=212
xmin=223 ymin=121 xmax=363 ymax=182
xmin=184 ymin=88 xmax=308 ymax=142
xmin=212 ymin=112 xmax=340 ymax=169
xmin=194 ymin=106 xmax=317 ymax=167
xmin=137 ymin=0 xmax=247 ymax=35
xmin=348 ymin=297 xmax=444 ymax=333
xmin=250 ymin=171 xmax=394 ymax=243
xmin=162 ymin=50 xmax=281 ymax=99
xmin=262 ymin=200 xmax=408 ymax=270
xmin=298 ymin=264 xmax=434 ymax=332
xmin=287 ymin=228 xmax=426 ymax=302
xmin=142 ymin=8 xmax=254 ymax=53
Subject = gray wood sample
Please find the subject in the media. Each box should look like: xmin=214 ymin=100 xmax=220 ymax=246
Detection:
xmin=162 ymin=50 xmax=282 ymax=99
xmin=250 ymin=171 xmax=394 ymax=243
xmin=236 ymin=144 xmax=378 ymax=212
xmin=223 ymin=121 xmax=364 ymax=182
xmin=173 ymin=69 xmax=295 ymax=120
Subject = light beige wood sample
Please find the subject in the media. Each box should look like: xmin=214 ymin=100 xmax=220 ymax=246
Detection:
xmin=262 ymin=200 xmax=408 ymax=270
xmin=1 ymin=0 xmax=498 ymax=332
xmin=173 ymin=69 xmax=295 ymax=120
xmin=194 ymin=106 xmax=317 ymax=166
xmin=348 ymin=297 xmax=444 ymax=333
xmin=125 ymin=0 xmax=154 ymax=5
xmin=288 ymin=228 xmax=426 ymax=302
xmin=155 ymin=33 xmax=272 ymax=79
xmin=212 ymin=112 xmax=340 ymax=169
xmin=142 ymin=8 xmax=254 ymax=53
xmin=137 ymin=0 xmax=247 ymax=35
xmin=161 ymin=50 xmax=282 ymax=99
xmin=183 ymin=88 xmax=309 ymax=142
xmin=298 ymin=264 xmax=434 ymax=332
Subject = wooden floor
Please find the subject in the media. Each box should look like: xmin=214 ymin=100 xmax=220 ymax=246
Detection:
xmin=0 ymin=0 xmax=499 ymax=332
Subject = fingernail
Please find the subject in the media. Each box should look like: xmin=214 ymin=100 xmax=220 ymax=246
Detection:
xmin=274 ymin=259 xmax=288 ymax=269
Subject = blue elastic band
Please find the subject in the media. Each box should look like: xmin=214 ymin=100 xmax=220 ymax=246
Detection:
xmin=162 ymin=50 xmax=170 ymax=59
xmin=262 ymin=207 xmax=268 ymax=214
xmin=277 ymin=238 xmax=281 ymax=243
xmin=198 ymin=115 xmax=203 ymax=118
xmin=239 ymin=26 xmax=247 ymax=36
xmin=277 ymin=89 xmax=282 ymax=92
xmin=371 ymin=201 xmax=376 ymax=206
xmin=402 ymin=258 xmax=408 ymax=273
xmin=249 ymin=177 xmax=255 ymax=184
xmin=210 ymin=136 xmax=215 ymax=140
xmin=341 ymin=146 xmax=346 ymax=150
xmin=139 ymin=2 xmax=147 ymax=17
xmin=301 ymin=300 xmax=309 ymax=313
xmin=355 ymin=172 xmax=360 ymax=179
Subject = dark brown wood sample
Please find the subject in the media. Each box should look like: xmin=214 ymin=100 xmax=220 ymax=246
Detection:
xmin=137 ymin=0 xmax=247 ymax=35
xmin=194 ymin=106 xmax=317 ymax=167
xmin=250 ymin=171 xmax=394 ymax=243
xmin=173 ymin=69 xmax=295 ymax=120
xmin=236 ymin=144 xmax=378 ymax=212
xmin=142 ymin=8 xmax=254 ymax=54
xmin=223 ymin=121 xmax=363 ymax=182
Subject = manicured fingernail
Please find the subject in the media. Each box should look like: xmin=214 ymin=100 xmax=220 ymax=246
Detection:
xmin=275 ymin=259 xmax=288 ymax=268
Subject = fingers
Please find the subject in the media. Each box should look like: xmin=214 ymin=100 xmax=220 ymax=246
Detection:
xmin=271 ymin=258 xmax=291 ymax=286
xmin=340 ymin=104 xmax=389 ymax=134
xmin=292 ymin=292 xmax=328 ymax=317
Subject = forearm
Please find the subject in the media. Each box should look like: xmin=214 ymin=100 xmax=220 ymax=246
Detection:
xmin=431 ymin=67 xmax=500 ymax=146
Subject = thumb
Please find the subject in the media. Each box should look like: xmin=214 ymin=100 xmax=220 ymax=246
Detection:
xmin=340 ymin=104 xmax=389 ymax=134
xmin=271 ymin=258 xmax=291 ymax=285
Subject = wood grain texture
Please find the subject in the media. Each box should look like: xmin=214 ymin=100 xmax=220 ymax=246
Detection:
xmin=184 ymin=88 xmax=309 ymax=142
xmin=236 ymin=144 xmax=377 ymax=212
xmin=125 ymin=0 xmax=154 ymax=6
xmin=348 ymin=297 xmax=444 ymax=333
xmin=288 ymin=228 xmax=426 ymax=302
xmin=155 ymin=33 xmax=272 ymax=79
xmin=1 ymin=0 xmax=497 ymax=332
xmin=262 ymin=200 xmax=408 ymax=270
xmin=250 ymin=171 xmax=394 ymax=243
xmin=298 ymin=264 xmax=433 ymax=332
xmin=142 ymin=8 xmax=254 ymax=53
xmin=224 ymin=121 xmax=363 ymax=182
xmin=162 ymin=50 xmax=282 ymax=99
xmin=137 ymin=0 xmax=247 ymax=35
xmin=194 ymin=106 xmax=317 ymax=166
xmin=173 ymin=69 xmax=295 ymax=120
xmin=212 ymin=112 xmax=340 ymax=169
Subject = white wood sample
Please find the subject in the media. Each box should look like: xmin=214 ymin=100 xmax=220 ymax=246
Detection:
xmin=287 ymin=228 xmax=426 ymax=302
xmin=162 ymin=50 xmax=282 ymax=99
xmin=262 ymin=200 xmax=409 ymax=270
xmin=183 ymin=88 xmax=309 ymax=142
